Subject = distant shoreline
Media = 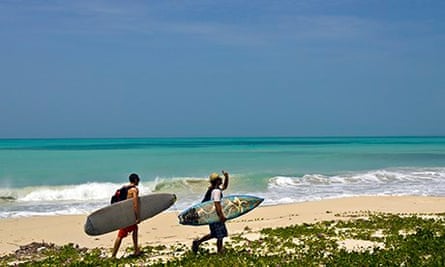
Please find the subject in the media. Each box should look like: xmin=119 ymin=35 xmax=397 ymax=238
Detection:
xmin=1 ymin=135 xmax=445 ymax=140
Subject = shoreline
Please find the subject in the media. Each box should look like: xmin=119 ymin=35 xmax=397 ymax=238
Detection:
xmin=1 ymin=195 xmax=445 ymax=257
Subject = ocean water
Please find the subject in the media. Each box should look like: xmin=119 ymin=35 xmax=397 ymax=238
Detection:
xmin=1 ymin=137 xmax=445 ymax=218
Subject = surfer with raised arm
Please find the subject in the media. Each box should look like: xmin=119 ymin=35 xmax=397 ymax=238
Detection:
xmin=111 ymin=173 xmax=141 ymax=258
xmin=192 ymin=170 xmax=230 ymax=254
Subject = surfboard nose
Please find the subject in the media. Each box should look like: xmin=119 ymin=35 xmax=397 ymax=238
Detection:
xmin=84 ymin=217 xmax=97 ymax=236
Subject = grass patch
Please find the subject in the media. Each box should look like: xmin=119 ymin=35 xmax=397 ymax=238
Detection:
xmin=2 ymin=213 xmax=445 ymax=266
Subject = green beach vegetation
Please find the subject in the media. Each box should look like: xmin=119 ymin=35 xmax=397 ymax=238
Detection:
xmin=2 ymin=213 xmax=445 ymax=266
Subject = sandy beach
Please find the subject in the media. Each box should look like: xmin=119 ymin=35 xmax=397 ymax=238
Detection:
xmin=1 ymin=196 xmax=445 ymax=257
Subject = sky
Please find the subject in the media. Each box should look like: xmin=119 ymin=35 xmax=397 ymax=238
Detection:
xmin=0 ymin=0 xmax=444 ymax=138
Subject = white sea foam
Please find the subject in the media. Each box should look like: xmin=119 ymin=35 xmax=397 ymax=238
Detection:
xmin=264 ymin=167 xmax=445 ymax=204
xmin=1 ymin=168 xmax=445 ymax=218
xmin=9 ymin=181 xmax=161 ymax=203
xmin=18 ymin=183 xmax=116 ymax=202
xmin=0 ymin=178 xmax=206 ymax=218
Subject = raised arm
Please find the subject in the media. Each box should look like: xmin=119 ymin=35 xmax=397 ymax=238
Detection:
xmin=221 ymin=170 xmax=229 ymax=191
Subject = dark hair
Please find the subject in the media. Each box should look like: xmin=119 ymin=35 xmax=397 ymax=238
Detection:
xmin=210 ymin=177 xmax=222 ymax=187
xmin=129 ymin=173 xmax=140 ymax=183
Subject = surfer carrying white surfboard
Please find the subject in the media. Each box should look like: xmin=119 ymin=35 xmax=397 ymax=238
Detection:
xmin=111 ymin=173 xmax=142 ymax=258
xmin=192 ymin=170 xmax=230 ymax=254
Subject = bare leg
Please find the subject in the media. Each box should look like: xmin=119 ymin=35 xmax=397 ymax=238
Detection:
xmin=111 ymin=237 xmax=122 ymax=258
xmin=197 ymin=233 xmax=212 ymax=244
xmin=216 ymin=238 xmax=224 ymax=254
xmin=132 ymin=228 xmax=141 ymax=255
xmin=192 ymin=233 xmax=213 ymax=253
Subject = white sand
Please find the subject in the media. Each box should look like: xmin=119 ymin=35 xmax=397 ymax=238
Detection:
xmin=1 ymin=196 xmax=444 ymax=257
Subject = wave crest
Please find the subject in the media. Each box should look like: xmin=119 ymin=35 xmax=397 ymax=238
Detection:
xmin=268 ymin=168 xmax=445 ymax=189
xmin=1 ymin=177 xmax=209 ymax=203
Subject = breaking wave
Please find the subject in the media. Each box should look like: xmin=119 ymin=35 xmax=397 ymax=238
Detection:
xmin=1 ymin=167 xmax=445 ymax=218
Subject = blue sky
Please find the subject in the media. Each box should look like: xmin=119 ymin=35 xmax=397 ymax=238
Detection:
xmin=1 ymin=1 xmax=444 ymax=138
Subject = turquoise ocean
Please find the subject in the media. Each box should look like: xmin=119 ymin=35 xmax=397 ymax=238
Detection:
xmin=1 ymin=137 xmax=445 ymax=218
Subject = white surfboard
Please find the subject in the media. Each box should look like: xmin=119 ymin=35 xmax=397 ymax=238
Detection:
xmin=84 ymin=193 xmax=176 ymax=236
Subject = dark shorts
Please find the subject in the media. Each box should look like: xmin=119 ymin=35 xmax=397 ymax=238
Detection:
xmin=118 ymin=224 xmax=138 ymax=238
xmin=209 ymin=222 xmax=228 ymax=239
